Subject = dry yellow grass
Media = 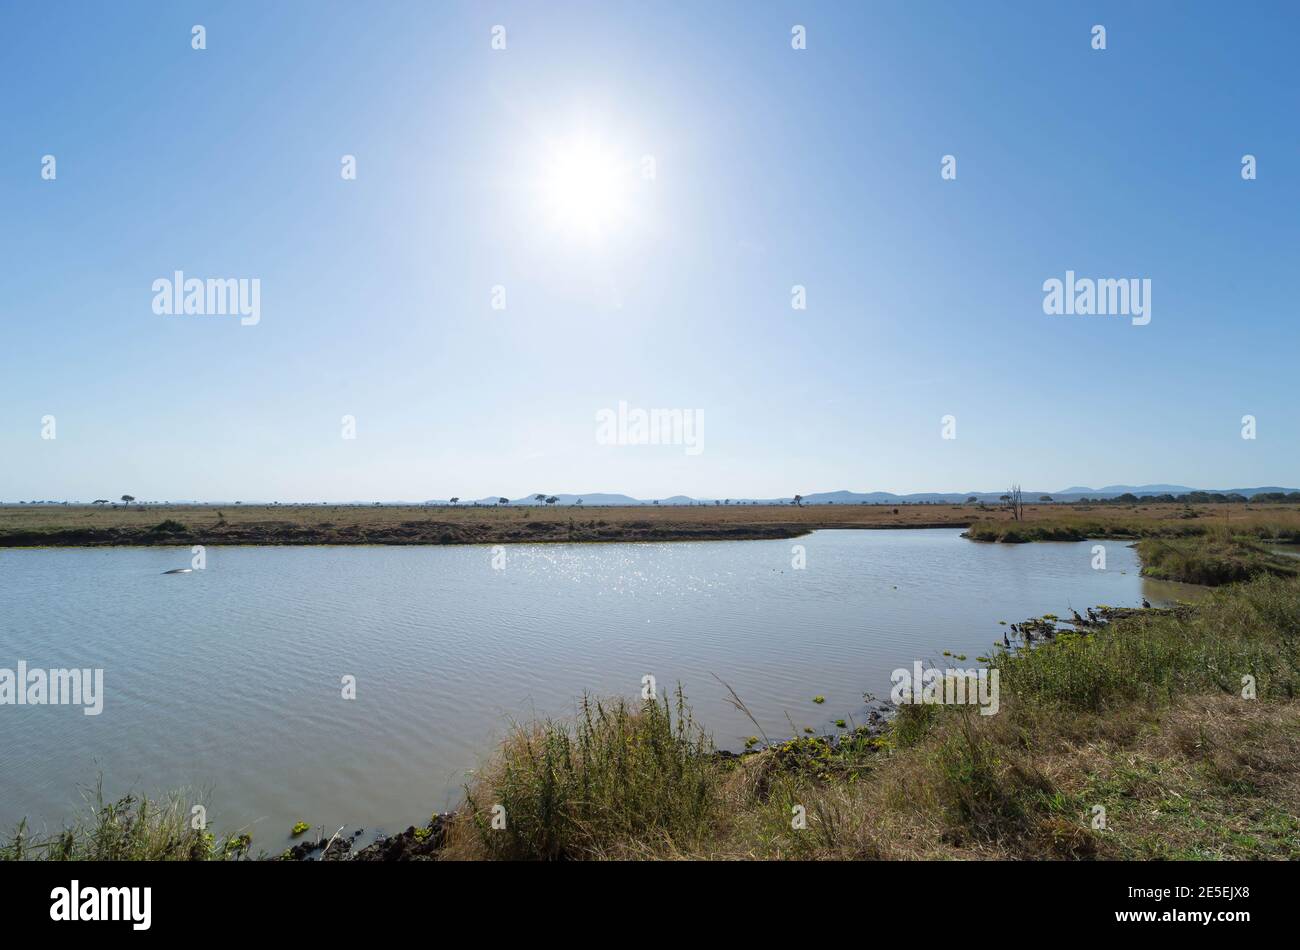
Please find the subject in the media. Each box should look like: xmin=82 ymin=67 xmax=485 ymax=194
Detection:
xmin=3 ymin=501 xmax=1298 ymax=546
xmin=683 ymin=694 xmax=1300 ymax=861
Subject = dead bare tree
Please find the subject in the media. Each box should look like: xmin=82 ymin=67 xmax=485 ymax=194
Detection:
xmin=1005 ymin=484 xmax=1025 ymax=521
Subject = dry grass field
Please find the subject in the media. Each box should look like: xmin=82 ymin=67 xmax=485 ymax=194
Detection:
xmin=2 ymin=500 xmax=1298 ymax=546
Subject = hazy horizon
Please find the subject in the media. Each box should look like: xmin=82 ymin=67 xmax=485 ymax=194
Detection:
xmin=7 ymin=481 xmax=1299 ymax=506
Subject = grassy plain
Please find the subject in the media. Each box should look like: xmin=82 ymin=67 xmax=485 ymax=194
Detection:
xmin=3 ymin=500 xmax=1299 ymax=546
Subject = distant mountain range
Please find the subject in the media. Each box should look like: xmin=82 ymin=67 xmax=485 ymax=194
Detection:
xmin=26 ymin=485 xmax=1292 ymax=507
xmin=411 ymin=486 xmax=1300 ymax=507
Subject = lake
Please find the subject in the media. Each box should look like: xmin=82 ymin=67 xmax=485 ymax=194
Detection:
xmin=0 ymin=529 xmax=1198 ymax=844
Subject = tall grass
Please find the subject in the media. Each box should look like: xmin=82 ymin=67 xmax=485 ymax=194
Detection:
xmin=445 ymin=688 xmax=720 ymax=859
xmin=0 ymin=781 xmax=251 ymax=861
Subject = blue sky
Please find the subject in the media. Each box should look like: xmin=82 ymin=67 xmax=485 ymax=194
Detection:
xmin=2 ymin=1 xmax=1297 ymax=501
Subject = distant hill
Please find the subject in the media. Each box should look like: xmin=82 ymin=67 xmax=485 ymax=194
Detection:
xmin=1057 ymin=484 xmax=1195 ymax=495
xmin=407 ymin=485 xmax=1300 ymax=507
xmin=11 ymin=485 xmax=1299 ymax=507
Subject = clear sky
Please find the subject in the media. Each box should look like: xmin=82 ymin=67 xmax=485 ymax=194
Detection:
xmin=2 ymin=1 xmax=1297 ymax=501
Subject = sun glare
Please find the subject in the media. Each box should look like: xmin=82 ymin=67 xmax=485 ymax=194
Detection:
xmin=538 ymin=137 xmax=629 ymax=240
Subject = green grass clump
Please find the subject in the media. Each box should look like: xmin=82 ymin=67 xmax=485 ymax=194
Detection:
xmin=0 ymin=782 xmax=250 ymax=861
xmin=451 ymin=688 xmax=719 ymax=859
xmin=963 ymin=521 xmax=1094 ymax=542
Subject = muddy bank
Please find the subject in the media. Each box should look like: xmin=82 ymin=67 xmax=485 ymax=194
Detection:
xmin=280 ymin=814 xmax=454 ymax=861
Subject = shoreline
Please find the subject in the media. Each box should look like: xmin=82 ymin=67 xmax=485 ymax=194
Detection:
xmin=279 ymin=590 xmax=1295 ymax=862
xmin=0 ymin=521 xmax=972 ymax=548
xmin=3 ymin=501 xmax=1298 ymax=548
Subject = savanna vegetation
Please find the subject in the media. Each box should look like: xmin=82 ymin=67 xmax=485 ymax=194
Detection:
xmin=3 ymin=499 xmax=1300 ymax=547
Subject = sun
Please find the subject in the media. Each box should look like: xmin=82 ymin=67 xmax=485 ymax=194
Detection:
xmin=537 ymin=137 xmax=630 ymax=240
